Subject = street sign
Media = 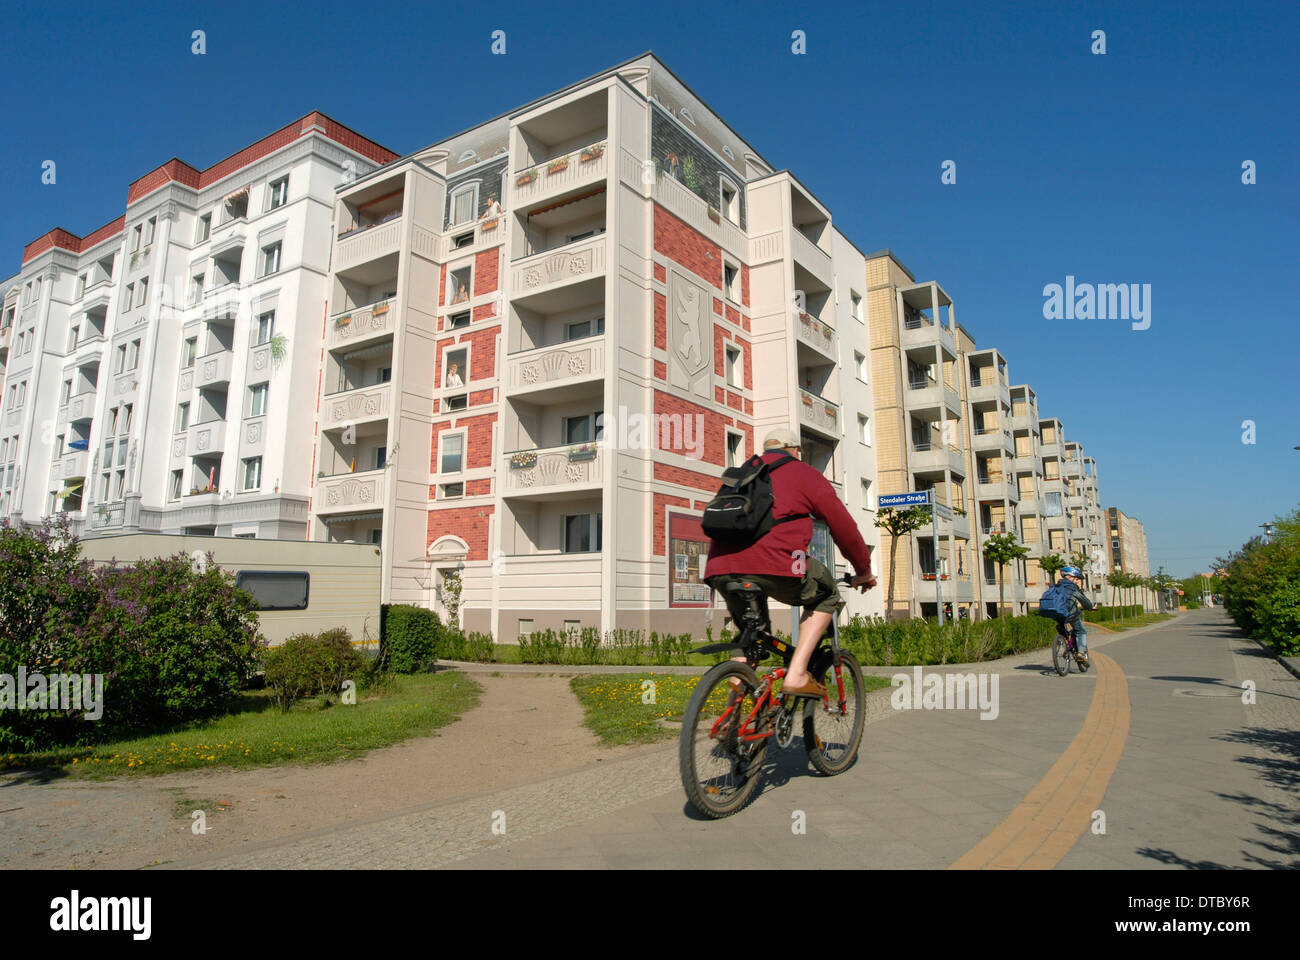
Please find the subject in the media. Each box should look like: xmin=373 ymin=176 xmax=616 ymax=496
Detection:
xmin=878 ymin=492 xmax=931 ymax=508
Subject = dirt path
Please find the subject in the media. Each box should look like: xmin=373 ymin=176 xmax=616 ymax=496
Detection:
xmin=0 ymin=673 xmax=654 ymax=869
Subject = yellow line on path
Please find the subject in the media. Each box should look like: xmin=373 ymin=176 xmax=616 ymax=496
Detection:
xmin=950 ymin=650 xmax=1130 ymax=870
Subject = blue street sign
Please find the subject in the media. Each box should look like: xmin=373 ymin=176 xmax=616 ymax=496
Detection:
xmin=877 ymin=491 xmax=931 ymax=508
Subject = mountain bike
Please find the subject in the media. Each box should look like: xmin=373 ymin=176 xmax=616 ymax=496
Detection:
xmin=679 ymin=574 xmax=865 ymax=819
xmin=1051 ymin=621 xmax=1089 ymax=676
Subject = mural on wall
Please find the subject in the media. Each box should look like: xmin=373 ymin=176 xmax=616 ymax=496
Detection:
xmin=669 ymin=513 xmax=711 ymax=607
xmin=668 ymin=272 xmax=712 ymax=400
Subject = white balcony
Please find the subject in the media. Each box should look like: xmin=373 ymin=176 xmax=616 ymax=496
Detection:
xmin=61 ymin=449 xmax=89 ymax=479
xmin=972 ymin=428 xmax=1015 ymax=456
xmin=195 ymin=350 xmax=233 ymax=389
xmin=976 ymin=477 xmax=1018 ymax=501
xmin=795 ymin=313 xmax=838 ymax=362
xmin=790 ymin=228 xmax=834 ymax=289
xmin=512 ymin=140 xmax=608 ymax=210
xmin=968 ymin=377 xmax=1011 ymax=409
xmin=510 ymin=236 xmax=606 ymax=300
xmin=335 ymin=217 xmax=402 ymax=273
xmin=798 ymin=389 xmax=840 ymax=439
xmin=327 ymin=298 xmax=396 ymax=351
xmin=187 ymin=420 xmax=227 ymax=457
xmin=502 ymin=443 xmax=603 ymax=498
xmin=66 ymin=393 xmax=96 ymax=423
xmin=905 ymin=377 xmax=962 ymax=417
xmin=321 ymin=383 xmax=392 ymax=431
xmin=506 ymin=336 xmax=605 ymax=400
xmin=315 ymin=468 xmax=387 ymax=515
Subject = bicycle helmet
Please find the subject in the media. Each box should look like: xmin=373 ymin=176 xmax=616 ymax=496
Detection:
xmin=1061 ymin=565 xmax=1083 ymax=578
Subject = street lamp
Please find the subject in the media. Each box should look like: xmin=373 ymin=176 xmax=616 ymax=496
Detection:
xmin=1259 ymin=523 xmax=1276 ymax=543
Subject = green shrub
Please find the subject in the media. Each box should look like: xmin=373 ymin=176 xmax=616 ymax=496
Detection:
xmin=438 ymin=629 xmax=495 ymax=662
xmin=383 ymin=605 xmax=442 ymax=673
xmin=263 ymin=629 xmax=364 ymax=712
xmin=839 ymin=613 xmax=1056 ymax=666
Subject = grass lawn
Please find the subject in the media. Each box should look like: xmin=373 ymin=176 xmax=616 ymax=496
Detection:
xmin=1090 ymin=613 xmax=1176 ymax=633
xmin=0 ymin=671 xmax=481 ymax=779
xmin=570 ymin=671 xmax=892 ymax=747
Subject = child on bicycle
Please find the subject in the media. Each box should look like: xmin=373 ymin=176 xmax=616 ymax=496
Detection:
xmin=1038 ymin=565 xmax=1097 ymax=666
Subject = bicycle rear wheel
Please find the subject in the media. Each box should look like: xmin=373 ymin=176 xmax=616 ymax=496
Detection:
xmin=1051 ymin=634 xmax=1071 ymax=676
xmin=679 ymin=661 xmax=768 ymax=819
xmin=804 ymin=649 xmax=866 ymax=775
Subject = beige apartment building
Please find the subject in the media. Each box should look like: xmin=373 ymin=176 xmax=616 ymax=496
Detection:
xmin=1107 ymin=507 xmax=1150 ymax=578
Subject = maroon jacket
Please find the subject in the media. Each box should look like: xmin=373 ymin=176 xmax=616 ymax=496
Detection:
xmin=703 ymin=451 xmax=874 ymax=581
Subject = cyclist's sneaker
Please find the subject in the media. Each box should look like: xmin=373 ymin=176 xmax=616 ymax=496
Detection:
xmin=782 ymin=678 xmax=826 ymax=698
xmin=1076 ymin=652 xmax=1090 ymax=668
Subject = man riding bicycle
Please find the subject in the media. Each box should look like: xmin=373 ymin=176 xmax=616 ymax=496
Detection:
xmin=703 ymin=428 xmax=876 ymax=698
xmin=1039 ymin=565 xmax=1097 ymax=666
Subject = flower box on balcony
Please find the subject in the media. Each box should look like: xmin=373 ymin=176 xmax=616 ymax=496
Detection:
xmin=372 ymin=303 xmax=389 ymax=316
xmin=802 ymin=395 xmax=812 ymax=406
xmin=335 ymin=315 xmax=352 ymax=327
xmin=824 ymin=404 xmax=836 ymax=418
xmin=579 ymin=143 xmax=605 ymax=163
xmin=547 ymin=157 xmax=570 ymax=175
xmin=509 ymin=451 xmax=537 ymax=470
xmin=481 ymin=218 xmax=499 ymax=231
xmin=516 ymin=169 xmax=540 ymax=187
xmin=568 ymin=442 xmax=598 ymax=462
xmin=707 ymin=205 xmax=721 ymax=224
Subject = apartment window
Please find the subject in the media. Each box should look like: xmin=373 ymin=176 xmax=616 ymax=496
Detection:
xmin=183 ymin=337 xmax=197 ymax=367
xmin=196 ymin=214 xmax=211 ymax=242
xmin=725 ymin=345 xmax=741 ymax=387
xmin=726 ymin=431 xmax=745 ymax=468
xmin=242 ymin=457 xmax=262 ymax=491
xmin=445 ymin=394 xmax=468 ymax=412
xmin=67 ymin=325 xmax=79 ymax=351
xmin=448 ymin=312 xmax=470 ymax=329
xmin=518 ymin=619 xmax=534 ymax=638
xmin=127 ymin=340 xmax=141 ymax=371
xmin=452 ymin=231 xmax=473 ymax=249
xmin=75 ymin=274 xmax=86 ymax=299
xmin=123 ymin=404 xmax=133 ymax=433
xmin=564 ymin=412 xmax=602 ymax=445
xmin=854 ymin=351 xmax=867 ymax=382
xmin=115 ymin=344 xmax=127 ymax=374
xmin=566 ymin=316 xmax=604 ymax=340
xmin=112 ymin=470 xmax=125 ymax=501
xmin=439 ymin=481 xmax=464 ymax=499
xmin=563 ymin=513 xmax=602 ymax=553
xmin=723 ymin=262 xmax=739 ymax=302
xmin=144 ymin=217 xmax=156 ymax=246
xmin=375 ymin=446 xmax=387 ymax=470
xmin=450 ymin=186 xmax=476 ymax=226
xmin=448 ymin=266 xmax=472 ymax=305
xmin=256 ymin=311 xmax=275 ymax=345
xmin=190 ymin=273 xmax=204 ymax=306
xmin=851 ymin=291 xmax=864 ymax=323
xmin=566 ymin=227 xmax=604 ymax=244
xmin=377 ymin=367 xmax=392 ymax=384
xmin=25 ymin=328 xmax=35 ymax=355
xmin=60 ymin=380 xmax=71 ymax=405
xmin=268 ymin=177 xmax=289 ymax=210
xmin=858 ymin=414 xmax=871 ymax=446
xmin=261 ymin=242 xmax=282 ymax=277
xmin=170 ymin=470 xmax=183 ymax=501
xmin=369 ymin=529 xmax=382 ymax=546
xmin=107 ymin=407 xmax=119 ymax=436
xmin=720 ymin=178 xmax=739 ymax=223
xmin=861 ymin=478 xmax=875 ymax=511
xmin=176 ymin=402 xmax=190 ymax=433
xmin=123 ymin=283 xmax=134 ymax=310
xmin=444 ymin=348 xmax=467 ymax=388
xmin=130 ymin=224 xmax=142 ymax=253
xmin=440 ymin=433 xmax=464 ymax=474
xmin=249 ymin=383 xmax=269 ymax=417
xmin=137 ymin=278 xmax=148 ymax=307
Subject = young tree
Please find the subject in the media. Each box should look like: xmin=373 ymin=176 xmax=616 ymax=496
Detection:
xmin=1039 ymin=553 xmax=1067 ymax=585
xmin=983 ymin=532 xmax=1030 ymax=618
xmin=874 ymin=505 xmax=932 ymax=620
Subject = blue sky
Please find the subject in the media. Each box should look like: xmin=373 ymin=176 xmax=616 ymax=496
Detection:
xmin=2 ymin=0 xmax=1296 ymax=575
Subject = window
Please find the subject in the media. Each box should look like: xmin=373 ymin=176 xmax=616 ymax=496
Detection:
xmin=130 ymin=224 xmax=141 ymax=252
xmin=440 ymin=434 xmax=464 ymax=474
xmin=268 ymin=177 xmax=288 ymax=210
xmin=452 ymin=231 xmax=474 ymax=249
xmin=564 ymin=412 xmax=602 ymax=445
xmin=448 ymin=312 xmax=470 ymax=329
xmin=196 ymin=214 xmax=211 ymax=242
xmin=858 ymin=415 xmax=871 ymax=446
xmin=107 ymin=407 xmax=119 ymax=435
xmin=563 ymin=513 xmax=602 ymax=553
xmin=851 ymin=291 xmax=863 ymax=323
xmin=377 ymin=367 xmax=392 ymax=384
xmin=76 ymin=274 xmax=86 ymax=299
xmin=720 ymin=179 xmax=739 ymax=223
xmin=183 ymin=337 xmax=197 ymax=367
xmin=242 ymin=456 xmax=262 ymax=491
xmin=376 ymin=446 xmax=387 ymax=470
xmin=234 ymin=571 xmax=310 ymax=611
xmin=450 ymin=186 xmax=476 ymax=226
xmin=67 ymin=325 xmax=79 ymax=351
xmin=724 ymin=263 xmax=739 ymax=302
xmin=112 ymin=470 xmax=124 ymax=501
xmin=261 ymin=242 xmax=282 ymax=277
xmin=725 ymin=345 xmax=741 ymax=387
xmin=176 ymin=403 xmax=190 ymax=433
xmin=444 ymin=348 xmax=467 ymax=388
xmin=60 ymin=380 xmax=71 ymax=405
xmin=369 ymin=529 xmax=382 ymax=546
xmin=115 ymin=344 xmax=127 ymax=374
xmin=128 ymin=340 xmax=141 ymax=370
xmin=726 ymin=431 xmax=745 ymax=468
xmin=566 ymin=317 xmax=605 ymax=341
xmin=137 ymin=278 xmax=148 ymax=307
xmin=123 ymin=404 xmax=133 ymax=433
xmin=256 ymin=311 xmax=275 ymax=345
xmin=445 ymin=394 xmax=468 ymax=412
xmin=861 ymin=478 xmax=875 ymax=511
xmin=439 ymin=482 xmax=464 ymax=499
xmin=854 ymin=351 xmax=867 ymax=382
xmin=123 ymin=283 xmax=134 ymax=310
xmin=518 ymin=619 xmax=534 ymax=639
xmin=170 ymin=470 xmax=183 ymax=501
xmin=144 ymin=217 xmax=156 ymax=246
xmin=249 ymin=383 xmax=269 ymax=417
xmin=448 ymin=266 xmax=472 ymax=305
xmin=190 ymin=273 xmax=204 ymax=306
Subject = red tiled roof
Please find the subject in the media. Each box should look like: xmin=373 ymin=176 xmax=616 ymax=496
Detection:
xmin=23 ymin=113 xmax=399 ymax=264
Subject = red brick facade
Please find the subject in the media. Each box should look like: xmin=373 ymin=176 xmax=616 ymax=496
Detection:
xmin=652 ymin=493 xmax=692 ymax=556
xmin=473 ymin=249 xmax=499 ymax=297
xmin=426 ymin=505 xmax=494 ymax=562
xmin=653 ymin=292 xmax=666 ymax=350
xmin=653 ymin=206 xmax=721 ymax=290
xmin=431 ymin=413 xmax=496 ymax=471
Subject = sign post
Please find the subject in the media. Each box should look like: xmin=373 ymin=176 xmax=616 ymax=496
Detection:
xmin=877 ymin=490 xmax=944 ymax=625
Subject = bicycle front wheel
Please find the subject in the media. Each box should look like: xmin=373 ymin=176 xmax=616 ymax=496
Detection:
xmin=1052 ymin=634 xmax=1071 ymax=676
xmin=804 ymin=649 xmax=866 ymax=776
xmin=679 ymin=661 xmax=767 ymax=819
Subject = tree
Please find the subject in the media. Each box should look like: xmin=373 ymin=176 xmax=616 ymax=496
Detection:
xmin=874 ymin=505 xmax=932 ymax=620
xmin=983 ymin=532 xmax=1030 ymax=618
xmin=1039 ymin=553 xmax=1067 ymax=585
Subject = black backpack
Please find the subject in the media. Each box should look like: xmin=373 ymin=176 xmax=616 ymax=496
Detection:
xmin=701 ymin=453 xmax=810 ymax=545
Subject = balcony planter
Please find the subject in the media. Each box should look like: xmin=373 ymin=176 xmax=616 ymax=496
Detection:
xmin=823 ymin=404 xmax=836 ymax=418
xmin=579 ymin=143 xmax=605 ymax=163
xmin=372 ymin=303 xmax=389 ymax=316
xmin=481 ymin=218 xmax=499 ymax=231
xmin=801 ymin=395 xmax=813 ymax=406
xmin=516 ymin=169 xmax=540 ymax=187
xmin=707 ymin=205 xmax=721 ymax=224
xmin=547 ymin=157 xmax=570 ymax=175
xmin=509 ymin=451 xmax=537 ymax=470
xmin=568 ymin=442 xmax=598 ymax=462
xmin=335 ymin=314 xmax=352 ymax=327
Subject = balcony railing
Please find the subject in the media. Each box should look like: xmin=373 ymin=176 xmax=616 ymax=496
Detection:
xmin=335 ymin=216 xmax=402 ymax=273
xmin=796 ymin=313 xmax=837 ymax=360
xmin=328 ymin=298 xmax=395 ymax=350
xmin=507 ymin=335 xmax=605 ymax=394
xmin=315 ymin=468 xmax=386 ymax=515
xmin=798 ymin=389 xmax=839 ymax=437
xmin=502 ymin=442 xmax=603 ymax=494
xmin=321 ymin=382 xmax=392 ymax=431
xmin=509 ymin=235 xmax=606 ymax=295
xmin=513 ymin=139 xmax=608 ymax=208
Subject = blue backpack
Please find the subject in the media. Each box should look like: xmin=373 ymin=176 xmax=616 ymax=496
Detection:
xmin=1038 ymin=581 xmax=1074 ymax=619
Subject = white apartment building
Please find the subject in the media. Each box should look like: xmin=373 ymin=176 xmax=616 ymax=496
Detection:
xmin=310 ymin=54 xmax=886 ymax=637
xmin=0 ymin=114 xmax=397 ymax=539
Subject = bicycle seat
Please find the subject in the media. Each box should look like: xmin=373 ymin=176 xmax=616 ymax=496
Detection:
xmin=726 ymin=581 xmax=766 ymax=598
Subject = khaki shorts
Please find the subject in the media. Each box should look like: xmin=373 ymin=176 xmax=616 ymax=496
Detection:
xmin=707 ymin=557 xmax=843 ymax=627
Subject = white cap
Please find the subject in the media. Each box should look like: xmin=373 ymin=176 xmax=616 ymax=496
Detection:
xmin=763 ymin=427 xmax=800 ymax=450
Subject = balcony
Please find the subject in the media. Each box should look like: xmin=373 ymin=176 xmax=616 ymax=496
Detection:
xmin=507 ymin=336 xmax=605 ymax=401
xmin=1011 ymin=453 xmax=1037 ymax=473
xmin=512 ymin=140 xmax=608 ymax=210
xmin=0 ymin=325 xmax=10 ymax=351
xmin=204 ymin=283 xmax=241 ymax=321
xmin=321 ymin=383 xmax=392 ymax=431
xmin=502 ymin=442 xmax=603 ymax=498
xmin=327 ymin=298 xmax=395 ymax=351
xmin=901 ymin=316 xmax=957 ymax=357
xmin=905 ymin=376 xmax=962 ymax=417
xmin=315 ymin=468 xmax=387 ymax=516
xmin=67 ymin=392 xmax=95 ymax=423
xmin=798 ymin=389 xmax=839 ymax=439
xmin=968 ymin=376 xmax=1010 ymax=409
xmin=790 ymin=228 xmax=833 ymax=289
xmin=196 ymin=349 xmax=234 ymax=389
xmin=795 ymin=313 xmax=838 ymax=362
xmin=61 ymin=449 xmax=89 ymax=479
xmin=510 ymin=235 xmax=606 ymax=300
xmin=972 ymin=427 xmax=1015 ymax=456
xmin=976 ymin=475 xmax=1018 ymax=501
xmin=1062 ymin=458 xmax=1084 ymax=478
xmin=187 ymin=420 xmax=227 ymax=457
xmin=910 ymin=441 xmax=965 ymax=476
xmin=335 ymin=216 xmax=402 ymax=273
xmin=73 ymin=334 xmax=106 ymax=366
